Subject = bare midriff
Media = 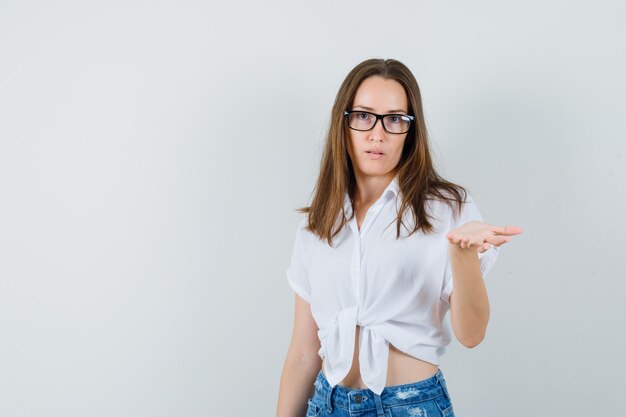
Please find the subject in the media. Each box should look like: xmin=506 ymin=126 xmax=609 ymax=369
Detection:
xmin=321 ymin=325 xmax=439 ymax=388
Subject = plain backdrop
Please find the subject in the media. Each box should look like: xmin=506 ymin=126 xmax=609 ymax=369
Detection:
xmin=1 ymin=1 xmax=624 ymax=416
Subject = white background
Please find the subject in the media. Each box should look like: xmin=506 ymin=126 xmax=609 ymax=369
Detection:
xmin=1 ymin=1 xmax=624 ymax=416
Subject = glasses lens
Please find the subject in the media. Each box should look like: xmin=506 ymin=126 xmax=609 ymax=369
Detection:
xmin=382 ymin=115 xmax=411 ymax=133
xmin=348 ymin=112 xmax=375 ymax=131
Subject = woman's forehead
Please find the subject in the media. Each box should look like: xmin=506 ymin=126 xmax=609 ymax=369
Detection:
xmin=353 ymin=76 xmax=408 ymax=112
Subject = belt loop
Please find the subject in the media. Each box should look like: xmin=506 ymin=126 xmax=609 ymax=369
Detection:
xmin=326 ymin=383 xmax=336 ymax=413
xmin=435 ymin=369 xmax=451 ymax=401
xmin=374 ymin=392 xmax=385 ymax=417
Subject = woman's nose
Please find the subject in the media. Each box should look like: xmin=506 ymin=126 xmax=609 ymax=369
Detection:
xmin=368 ymin=119 xmax=385 ymax=141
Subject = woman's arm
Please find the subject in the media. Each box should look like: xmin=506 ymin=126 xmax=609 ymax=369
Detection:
xmin=276 ymin=294 xmax=322 ymax=417
xmin=446 ymin=221 xmax=522 ymax=347
xmin=448 ymin=244 xmax=490 ymax=348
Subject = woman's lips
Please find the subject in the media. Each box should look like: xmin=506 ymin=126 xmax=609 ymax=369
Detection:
xmin=365 ymin=150 xmax=383 ymax=160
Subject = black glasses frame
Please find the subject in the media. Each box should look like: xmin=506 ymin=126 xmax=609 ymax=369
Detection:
xmin=344 ymin=110 xmax=415 ymax=134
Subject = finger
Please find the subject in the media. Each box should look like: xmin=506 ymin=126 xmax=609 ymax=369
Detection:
xmin=451 ymin=235 xmax=468 ymax=246
xmin=492 ymin=225 xmax=524 ymax=236
xmin=447 ymin=234 xmax=461 ymax=244
xmin=477 ymin=244 xmax=489 ymax=253
xmin=485 ymin=235 xmax=511 ymax=247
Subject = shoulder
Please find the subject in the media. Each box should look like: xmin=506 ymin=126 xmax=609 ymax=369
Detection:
xmin=296 ymin=216 xmax=308 ymax=230
xmin=424 ymin=188 xmax=471 ymax=211
xmin=293 ymin=216 xmax=316 ymax=247
xmin=423 ymin=188 xmax=476 ymax=227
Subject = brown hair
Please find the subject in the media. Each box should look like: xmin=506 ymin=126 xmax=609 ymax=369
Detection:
xmin=297 ymin=58 xmax=468 ymax=247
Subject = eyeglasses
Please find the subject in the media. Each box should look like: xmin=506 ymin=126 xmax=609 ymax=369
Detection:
xmin=344 ymin=110 xmax=415 ymax=134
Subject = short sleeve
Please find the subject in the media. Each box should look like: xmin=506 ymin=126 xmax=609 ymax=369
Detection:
xmin=286 ymin=218 xmax=311 ymax=304
xmin=440 ymin=193 xmax=500 ymax=305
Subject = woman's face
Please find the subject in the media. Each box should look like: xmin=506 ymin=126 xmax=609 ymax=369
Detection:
xmin=346 ymin=75 xmax=409 ymax=179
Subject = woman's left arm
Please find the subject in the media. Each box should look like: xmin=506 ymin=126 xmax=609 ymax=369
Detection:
xmin=446 ymin=222 xmax=523 ymax=348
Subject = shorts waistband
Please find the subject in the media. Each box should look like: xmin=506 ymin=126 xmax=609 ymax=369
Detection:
xmin=313 ymin=368 xmax=451 ymax=413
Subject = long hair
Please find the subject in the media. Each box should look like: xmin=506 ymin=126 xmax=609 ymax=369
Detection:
xmin=297 ymin=58 xmax=468 ymax=247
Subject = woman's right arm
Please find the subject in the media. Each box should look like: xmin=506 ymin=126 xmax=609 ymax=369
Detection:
xmin=276 ymin=293 xmax=322 ymax=417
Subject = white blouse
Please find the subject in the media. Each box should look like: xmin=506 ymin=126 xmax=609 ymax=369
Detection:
xmin=286 ymin=174 xmax=500 ymax=395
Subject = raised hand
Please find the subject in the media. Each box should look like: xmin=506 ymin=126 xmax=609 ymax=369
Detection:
xmin=446 ymin=221 xmax=523 ymax=252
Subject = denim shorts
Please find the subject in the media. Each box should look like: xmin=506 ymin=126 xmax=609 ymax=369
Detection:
xmin=305 ymin=368 xmax=455 ymax=417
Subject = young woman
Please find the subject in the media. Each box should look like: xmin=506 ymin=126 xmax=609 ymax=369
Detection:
xmin=276 ymin=58 xmax=522 ymax=417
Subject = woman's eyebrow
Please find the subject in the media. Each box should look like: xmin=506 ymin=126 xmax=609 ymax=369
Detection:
xmin=353 ymin=105 xmax=407 ymax=114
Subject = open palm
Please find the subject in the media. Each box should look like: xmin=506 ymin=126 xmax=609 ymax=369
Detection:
xmin=446 ymin=221 xmax=523 ymax=252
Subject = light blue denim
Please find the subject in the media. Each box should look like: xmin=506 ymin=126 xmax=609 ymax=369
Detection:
xmin=305 ymin=368 xmax=455 ymax=417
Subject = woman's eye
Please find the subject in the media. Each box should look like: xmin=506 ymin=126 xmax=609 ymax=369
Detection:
xmin=389 ymin=116 xmax=400 ymax=123
xmin=357 ymin=112 xmax=369 ymax=119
